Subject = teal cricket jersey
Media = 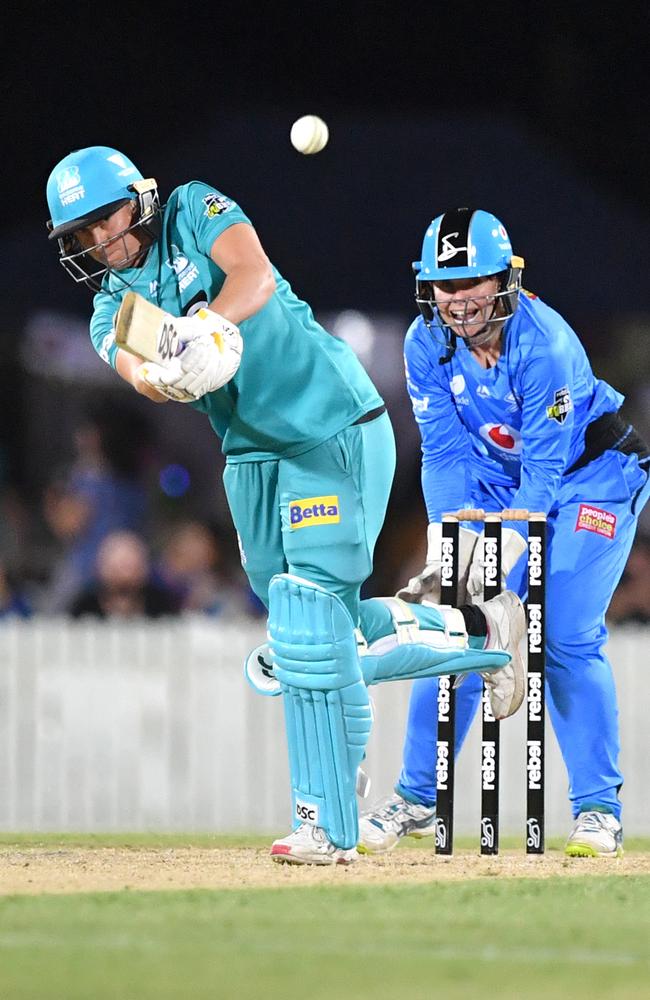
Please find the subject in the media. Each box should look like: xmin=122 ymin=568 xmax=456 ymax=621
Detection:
xmin=88 ymin=182 xmax=383 ymax=461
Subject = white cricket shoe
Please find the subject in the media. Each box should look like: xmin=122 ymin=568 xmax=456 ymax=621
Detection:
xmin=270 ymin=824 xmax=358 ymax=866
xmin=565 ymin=811 xmax=623 ymax=858
xmin=357 ymin=792 xmax=436 ymax=854
xmin=476 ymin=590 xmax=526 ymax=720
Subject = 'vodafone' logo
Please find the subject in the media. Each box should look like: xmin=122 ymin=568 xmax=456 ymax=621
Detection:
xmin=479 ymin=423 xmax=522 ymax=455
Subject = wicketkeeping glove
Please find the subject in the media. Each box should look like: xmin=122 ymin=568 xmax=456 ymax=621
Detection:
xmin=397 ymin=522 xmax=480 ymax=606
xmin=466 ymin=527 xmax=528 ymax=600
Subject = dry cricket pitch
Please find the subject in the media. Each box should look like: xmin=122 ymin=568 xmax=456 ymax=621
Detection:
xmin=2 ymin=846 xmax=649 ymax=895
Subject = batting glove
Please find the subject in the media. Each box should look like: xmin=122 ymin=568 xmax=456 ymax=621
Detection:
xmin=139 ymin=310 xmax=243 ymax=401
xmin=136 ymin=359 xmax=197 ymax=402
xmin=172 ymin=310 xmax=243 ymax=397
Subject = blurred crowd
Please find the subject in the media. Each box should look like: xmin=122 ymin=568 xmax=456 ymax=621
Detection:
xmin=0 ymin=381 xmax=648 ymax=627
xmin=0 ymin=398 xmax=265 ymax=623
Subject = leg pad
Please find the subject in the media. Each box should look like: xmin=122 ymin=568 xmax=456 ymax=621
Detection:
xmin=269 ymin=574 xmax=371 ymax=849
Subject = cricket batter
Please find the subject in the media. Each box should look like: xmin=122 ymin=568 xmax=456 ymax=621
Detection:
xmin=359 ymin=207 xmax=650 ymax=857
xmin=46 ymin=148 xmax=526 ymax=864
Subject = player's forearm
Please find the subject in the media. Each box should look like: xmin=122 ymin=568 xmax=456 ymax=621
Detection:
xmin=208 ymin=261 xmax=276 ymax=325
xmin=115 ymin=348 xmax=169 ymax=402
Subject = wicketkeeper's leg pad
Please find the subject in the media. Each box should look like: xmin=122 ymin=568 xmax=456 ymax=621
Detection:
xmin=359 ymin=597 xmax=510 ymax=685
xmin=268 ymin=573 xmax=372 ymax=850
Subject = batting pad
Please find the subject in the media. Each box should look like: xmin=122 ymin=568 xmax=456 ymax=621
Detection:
xmin=268 ymin=574 xmax=372 ymax=849
xmin=359 ymin=597 xmax=511 ymax=685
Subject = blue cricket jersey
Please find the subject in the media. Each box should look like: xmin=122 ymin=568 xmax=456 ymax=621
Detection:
xmin=404 ymin=291 xmax=623 ymax=523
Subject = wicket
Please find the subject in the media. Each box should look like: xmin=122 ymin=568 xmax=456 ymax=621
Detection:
xmin=435 ymin=508 xmax=547 ymax=856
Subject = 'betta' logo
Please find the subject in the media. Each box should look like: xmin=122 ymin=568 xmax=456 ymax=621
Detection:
xmin=289 ymin=496 xmax=340 ymax=528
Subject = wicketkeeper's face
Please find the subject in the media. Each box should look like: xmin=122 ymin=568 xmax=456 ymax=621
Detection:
xmin=433 ymin=275 xmax=502 ymax=339
xmin=74 ymin=202 xmax=143 ymax=269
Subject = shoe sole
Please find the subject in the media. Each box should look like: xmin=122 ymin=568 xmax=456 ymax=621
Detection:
xmin=270 ymin=847 xmax=356 ymax=866
xmin=357 ymin=827 xmax=436 ymax=855
xmin=565 ymin=843 xmax=624 ymax=859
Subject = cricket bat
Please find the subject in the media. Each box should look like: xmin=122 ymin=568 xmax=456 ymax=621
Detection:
xmin=115 ymin=291 xmax=184 ymax=363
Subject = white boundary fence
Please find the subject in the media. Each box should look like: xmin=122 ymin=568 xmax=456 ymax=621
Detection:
xmin=0 ymin=619 xmax=648 ymax=837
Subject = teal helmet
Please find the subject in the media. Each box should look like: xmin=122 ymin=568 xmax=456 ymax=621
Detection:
xmin=46 ymin=146 xmax=160 ymax=291
xmin=413 ymin=207 xmax=525 ymax=355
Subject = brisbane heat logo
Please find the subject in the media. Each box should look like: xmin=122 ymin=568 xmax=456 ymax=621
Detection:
xmin=479 ymin=423 xmax=522 ymax=456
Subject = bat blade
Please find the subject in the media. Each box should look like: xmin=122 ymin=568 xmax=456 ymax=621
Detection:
xmin=115 ymin=291 xmax=182 ymax=363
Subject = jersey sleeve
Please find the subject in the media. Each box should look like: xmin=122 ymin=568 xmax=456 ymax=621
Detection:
xmin=89 ymin=290 xmax=120 ymax=368
xmin=404 ymin=323 xmax=473 ymax=523
xmin=509 ymin=323 xmax=576 ymax=517
xmin=182 ymin=182 xmax=252 ymax=257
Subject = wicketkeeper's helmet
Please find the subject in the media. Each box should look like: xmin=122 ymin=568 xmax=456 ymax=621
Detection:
xmin=413 ymin=207 xmax=525 ymax=356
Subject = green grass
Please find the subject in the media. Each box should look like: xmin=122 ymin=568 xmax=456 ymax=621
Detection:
xmin=2 ymin=835 xmax=649 ymax=999
xmin=0 ymin=831 xmax=268 ymax=849
xmin=1 ymin=875 xmax=649 ymax=999
xmin=2 ymin=831 xmax=649 ymax=852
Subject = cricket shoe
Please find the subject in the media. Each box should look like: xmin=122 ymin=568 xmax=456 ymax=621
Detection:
xmin=357 ymin=792 xmax=436 ymax=854
xmin=270 ymin=824 xmax=358 ymax=866
xmin=565 ymin=811 xmax=624 ymax=858
xmin=475 ymin=590 xmax=526 ymax=720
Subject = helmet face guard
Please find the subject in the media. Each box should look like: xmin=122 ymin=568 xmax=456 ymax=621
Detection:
xmin=46 ymin=147 xmax=161 ymax=293
xmin=52 ymin=181 xmax=161 ymax=293
xmin=413 ymin=207 xmax=524 ymax=352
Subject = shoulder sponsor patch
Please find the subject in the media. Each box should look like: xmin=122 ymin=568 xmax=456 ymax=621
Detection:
xmin=289 ymin=495 xmax=340 ymax=528
xmin=546 ymin=386 xmax=572 ymax=424
xmin=203 ymin=192 xmax=234 ymax=219
xmin=575 ymin=504 xmax=616 ymax=539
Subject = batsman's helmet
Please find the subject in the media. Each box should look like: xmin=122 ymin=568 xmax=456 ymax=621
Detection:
xmin=46 ymin=146 xmax=161 ymax=291
xmin=413 ymin=207 xmax=525 ymax=354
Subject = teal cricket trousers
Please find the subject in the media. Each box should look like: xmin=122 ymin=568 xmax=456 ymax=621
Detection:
xmin=222 ymin=411 xmax=396 ymax=624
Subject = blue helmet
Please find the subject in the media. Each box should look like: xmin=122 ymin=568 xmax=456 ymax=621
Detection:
xmin=47 ymin=146 xmax=144 ymax=239
xmin=413 ymin=207 xmax=522 ymax=281
xmin=413 ymin=207 xmax=525 ymax=352
xmin=46 ymin=146 xmax=161 ymax=292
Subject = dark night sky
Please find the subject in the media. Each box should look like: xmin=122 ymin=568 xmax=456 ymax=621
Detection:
xmin=2 ymin=2 xmax=650 ymax=330
xmin=5 ymin=2 xmax=650 ymax=225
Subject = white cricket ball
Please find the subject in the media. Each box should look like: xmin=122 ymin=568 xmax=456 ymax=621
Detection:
xmin=290 ymin=115 xmax=329 ymax=155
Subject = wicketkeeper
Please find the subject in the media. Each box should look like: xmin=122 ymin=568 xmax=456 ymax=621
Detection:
xmin=358 ymin=208 xmax=650 ymax=858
